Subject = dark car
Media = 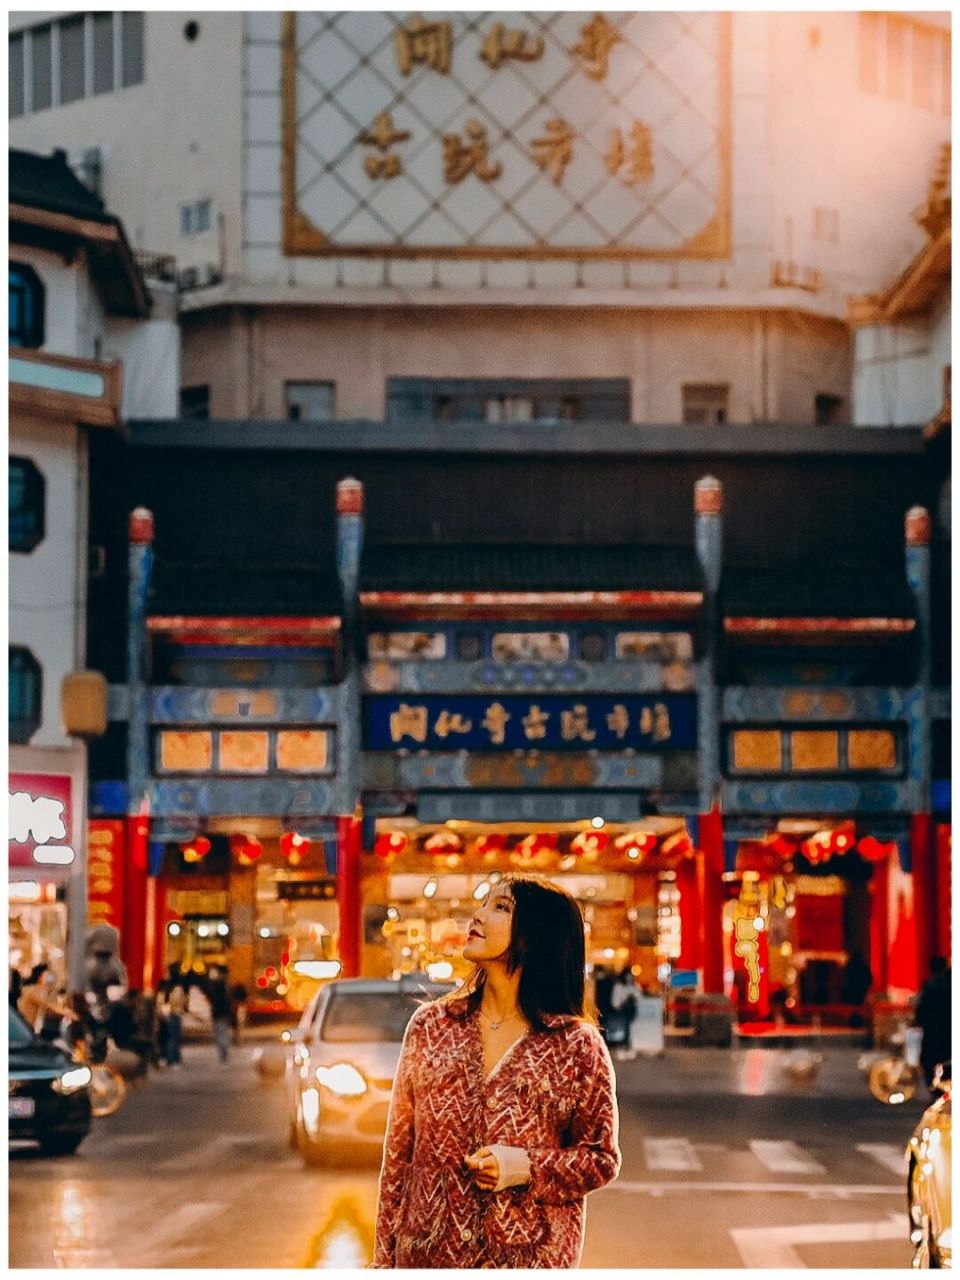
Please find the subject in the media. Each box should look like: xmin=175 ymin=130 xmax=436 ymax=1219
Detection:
xmin=9 ymin=1006 xmax=92 ymax=1156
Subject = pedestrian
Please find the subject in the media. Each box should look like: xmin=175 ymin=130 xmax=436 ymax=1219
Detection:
xmin=914 ymin=955 xmax=952 ymax=1090
xmin=374 ymin=872 xmax=621 ymax=1269
xmin=17 ymin=963 xmax=71 ymax=1037
xmin=10 ymin=966 xmax=23 ymax=1010
xmin=158 ymin=966 xmax=185 ymax=1067
xmin=206 ymin=966 xmax=233 ymax=1063
xmin=593 ymin=964 xmax=614 ymax=1037
xmin=229 ymin=981 xmax=248 ymax=1045
xmin=610 ymin=967 xmax=641 ymax=1060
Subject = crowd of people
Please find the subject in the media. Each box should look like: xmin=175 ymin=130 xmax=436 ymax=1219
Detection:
xmin=9 ymin=959 xmax=249 ymax=1069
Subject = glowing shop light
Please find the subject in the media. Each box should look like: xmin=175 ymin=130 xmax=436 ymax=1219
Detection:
xmin=427 ymin=960 xmax=455 ymax=981
xmin=32 ymin=845 xmax=75 ymax=866
xmin=292 ymin=960 xmax=342 ymax=980
xmin=472 ymin=880 xmax=491 ymax=900
xmin=591 ymin=816 xmax=605 ymax=829
xmin=423 ymin=876 xmax=439 ymax=899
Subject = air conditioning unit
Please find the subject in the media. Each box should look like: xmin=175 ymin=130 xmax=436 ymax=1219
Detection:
xmin=71 ymin=146 xmax=104 ymax=199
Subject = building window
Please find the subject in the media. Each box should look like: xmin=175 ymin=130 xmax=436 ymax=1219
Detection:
xmin=682 ymin=383 xmax=729 ymax=425
xmin=579 ymin=632 xmax=607 ymax=661
xmin=9 ymin=457 xmax=46 ymax=554
xmin=59 ymin=14 xmax=86 ymax=105
xmin=859 ymin=13 xmax=950 ymax=115
xmin=386 ymin=378 xmax=630 ymax=425
xmin=9 ymin=13 xmax=145 ymax=115
xmin=120 ymin=12 xmax=145 ymax=88
xmin=179 ymin=385 xmax=210 ymax=420
xmin=9 ymin=647 xmax=42 ymax=744
xmin=31 ymin=24 xmax=53 ymax=112
xmin=9 ymin=32 xmax=24 ymax=116
xmin=93 ymin=12 xmax=114 ymax=94
xmin=179 ymin=199 xmax=212 ymax=236
xmin=814 ymin=393 xmax=846 ymax=426
xmin=286 ymin=381 xmax=336 ymax=421
xmin=9 ymin=263 xmax=46 ymax=349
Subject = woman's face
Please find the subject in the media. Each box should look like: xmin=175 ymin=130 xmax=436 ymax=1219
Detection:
xmin=464 ymin=885 xmax=515 ymax=964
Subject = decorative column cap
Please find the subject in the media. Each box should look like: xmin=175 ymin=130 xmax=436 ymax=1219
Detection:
xmin=128 ymin=506 xmax=155 ymax=544
xmin=336 ymin=477 xmax=364 ymax=516
xmin=905 ymin=506 xmax=931 ymax=547
xmin=694 ymin=475 xmax=723 ymax=515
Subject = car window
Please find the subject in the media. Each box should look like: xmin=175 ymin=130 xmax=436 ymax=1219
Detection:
xmin=318 ymin=990 xmax=437 ymax=1043
xmin=9 ymin=1006 xmax=35 ymax=1049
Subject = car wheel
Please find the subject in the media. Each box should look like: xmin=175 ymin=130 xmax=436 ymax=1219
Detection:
xmin=39 ymin=1133 xmax=85 ymax=1157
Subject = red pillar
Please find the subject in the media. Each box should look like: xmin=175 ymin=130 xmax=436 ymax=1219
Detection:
xmin=337 ymin=813 xmax=363 ymax=978
xmin=676 ymin=857 xmax=702 ymax=972
xmin=935 ymin=825 xmax=951 ymax=962
xmin=697 ymin=805 xmax=725 ymax=994
xmin=911 ymin=813 xmax=936 ymax=987
xmin=123 ymin=812 xmax=149 ymax=989
xmin=869 ymin=852 xmax=890 ymax=997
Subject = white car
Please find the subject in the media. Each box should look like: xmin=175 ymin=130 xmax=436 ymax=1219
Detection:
xmin=284 ymin=975 xmax=448 ymax=1167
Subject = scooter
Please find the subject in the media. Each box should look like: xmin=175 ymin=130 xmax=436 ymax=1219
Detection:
xmin=859 ymin=1019 xmax=923 ymax=1104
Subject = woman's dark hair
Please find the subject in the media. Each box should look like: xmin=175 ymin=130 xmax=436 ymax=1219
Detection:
xmin=448 ymin=872 xmax=588 ymax=1032
xmin=26 ymin=962 xmax=48 ymax=985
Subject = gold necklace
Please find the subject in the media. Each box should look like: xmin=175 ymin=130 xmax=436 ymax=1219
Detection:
xmin=480 ymin=1006 xmax=522 ymax=1031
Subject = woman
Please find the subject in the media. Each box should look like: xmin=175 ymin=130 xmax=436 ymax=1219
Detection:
xmin=374 ymin=872 xmax=621 ymax=1269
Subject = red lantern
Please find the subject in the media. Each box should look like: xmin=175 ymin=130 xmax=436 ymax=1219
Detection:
xmin=660 ymin=830 xmax=694 ymax=862
xmin=375 ymin=831 xmax=408 ymax=859
xmin=857 ymin=835 xmax=893 ymax=864
xmin=615 ymin=831 xmax=656 ymax=861
xmin=571 ymin=830 xmax=609 ymax=856
xmin=768 ymin=833 xmax=796 ymax=860
xmin=802 ymin=831 xmax=834 ymax=866
xmin=517 ymin=832 xmax=557 ymax=859
xmin=279 ymin=832 xmax=310 ymax=866
xmin=182 ymin=835 xmax=211 ymax=863
xmin=475 ymin=833 xmax=508 ymax=857
xmin=423 ymin=830 xmax=463 ymax=855
xmin=231 ymin=834 xmax=262 ymax=865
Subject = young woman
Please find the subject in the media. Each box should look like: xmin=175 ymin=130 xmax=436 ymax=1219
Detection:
xmin=374 ymin=872 xmax=621 ymax=1269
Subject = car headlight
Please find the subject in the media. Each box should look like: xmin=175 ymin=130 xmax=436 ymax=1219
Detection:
xmin=315 ymin=1062 xmax=367 ymax=1097
xmin=53 ymin=1066 xmax=92 ymax=1094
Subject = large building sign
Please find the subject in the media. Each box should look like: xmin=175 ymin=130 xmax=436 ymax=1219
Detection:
xmin=364 ymin=693 xmax=696 ymax=751
xmin=8 ymin=772 xmax=75 ymax=871
xmin=283 ymin=11 xmax=731 ymax=259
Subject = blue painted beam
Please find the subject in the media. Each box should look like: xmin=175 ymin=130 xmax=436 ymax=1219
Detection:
xmin=364 ymin=658 xmax=695 ymax=695
xmin=722 ymin=686 xmax=911 ymax=721
xmin=721 ymin=779 xmax=911 ymax=815
xmin=147 ymin=686 xmax=342 ymax=724
xmin=149 ymin=778 xmax=336 ymax=819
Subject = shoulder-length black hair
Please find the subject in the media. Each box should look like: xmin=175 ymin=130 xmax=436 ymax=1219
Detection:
xmin=447 ymin=872 xmax=588 ymax=1032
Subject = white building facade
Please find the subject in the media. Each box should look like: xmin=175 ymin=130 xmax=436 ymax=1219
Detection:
xmin=8 ymin=10 xmax=951 ymax=426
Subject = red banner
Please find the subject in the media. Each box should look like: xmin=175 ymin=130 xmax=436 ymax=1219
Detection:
xmin=87 ymin=820 xmax=126 ymax=933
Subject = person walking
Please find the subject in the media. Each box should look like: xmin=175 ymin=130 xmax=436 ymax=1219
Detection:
xmin=374 ymin=872 xmax=621 ymax=1269
xmin=17 ymin=963 xmax=72 ymax=1037
xmin=206 ymin=966 xmax=233 ymax=1064
xmin=915 ymin=955 xmax=952 ymax=1090
xmin=10 ymin=966 xmax=23 ymax=1010
xmin=229 ymin=981 xmax=248 ymax=1046
xmin=609 ymin=967 xmax=641 ymax=1061
xmin=158 ymin=966 xmax=185 ymax=1067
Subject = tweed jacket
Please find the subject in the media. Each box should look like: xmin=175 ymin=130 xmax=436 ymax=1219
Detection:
xmin=374 ymin=997 xmax=620 ymax=1269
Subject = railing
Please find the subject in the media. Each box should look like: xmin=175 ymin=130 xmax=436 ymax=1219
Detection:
xmin=133 ymin=251 xmax=178 ymax=284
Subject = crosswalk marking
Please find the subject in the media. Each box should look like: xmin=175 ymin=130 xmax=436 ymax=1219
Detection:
xmin=731 ymin=1212 xmax=904 ymax=1267
xmin=748 ymin=1140 xmax=826 ymax=1175
xmin=856 ymin=1142 xmax=908 ymax=1175
xmin=642 ymin=1137 xmax=703 ymax=1171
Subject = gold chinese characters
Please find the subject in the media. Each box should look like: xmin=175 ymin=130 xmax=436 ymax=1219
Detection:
xmin=386 ymin=700 xmax=673 ymax=745
xmin=479 ymin=22 xmax=544 ymax=70
xmin=442 ymin=120 xmax=502 ymax=184
xmin=358 ymin=112 xmax=411 ymax=180
xmin=396 ymin=16 xmax=451 ymax=76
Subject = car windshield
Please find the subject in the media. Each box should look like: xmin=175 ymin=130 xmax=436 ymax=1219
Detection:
xmin=9 ymin=1006 xmax=35 ymax=1050
xmin=320 ymin=990 xmax=434 ymax=1044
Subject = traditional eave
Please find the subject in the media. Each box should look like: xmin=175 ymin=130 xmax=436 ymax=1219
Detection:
xmin=145 ymin=615 xmax=341 ymax=646
xmin=724 ymin=616 xmax=915 ymax=643
xmin=848 ymin=225 xmax=951 ymax=326
xmin=359 ymin=589 xmax=704 ymax=622
xmin=9 ymin=347 xmax=123 ymax=428
xmin=10 ymin=200 xmax=150 ymax=318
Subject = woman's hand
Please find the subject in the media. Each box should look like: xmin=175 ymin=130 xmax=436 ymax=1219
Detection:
xmin=464 ymin=1146 xmax=501 ymax=1191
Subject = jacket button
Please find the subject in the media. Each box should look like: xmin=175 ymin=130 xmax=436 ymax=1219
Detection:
xmin=460 ymin=1228 xmax=473 ymax=1242
xmin=539 ymin=1079 xmax=551 ymax=1092
xmin=486 ymin=1096 xmax=498 ymax=1110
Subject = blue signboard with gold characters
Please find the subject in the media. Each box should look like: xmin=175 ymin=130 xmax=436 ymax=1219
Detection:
xmin=364 ymin=694 xmax=696 ymax=752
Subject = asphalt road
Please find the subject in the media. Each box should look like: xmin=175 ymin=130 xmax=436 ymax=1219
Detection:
xmin=9 ymin=1034 xmax=925 ymax=1269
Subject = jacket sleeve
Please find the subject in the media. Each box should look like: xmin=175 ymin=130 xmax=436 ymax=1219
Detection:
xmin=526 ymin=1026 xmax=621 ymax=1206
xmin=373 ymin=1008 xmax=422 ymax=1267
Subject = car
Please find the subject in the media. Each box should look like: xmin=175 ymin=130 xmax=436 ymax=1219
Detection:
xmin=284 ymin=975 xmax=449 ymax=1167
xmin=9 ymin=1006 xmax=93 ymax=1156
xmin=907 ymin=1060 xmax=951 ymax=1269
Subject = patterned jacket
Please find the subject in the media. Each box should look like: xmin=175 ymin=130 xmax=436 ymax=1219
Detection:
xmin=374 ymin=996 xmax=620 ymax=1268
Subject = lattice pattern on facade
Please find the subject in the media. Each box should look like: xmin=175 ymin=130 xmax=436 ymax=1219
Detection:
xmin=284 ymin=11 xmax=731 ymax=258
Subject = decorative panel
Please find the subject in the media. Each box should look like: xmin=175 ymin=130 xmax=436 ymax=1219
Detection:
xmin=491 ymin=632 xmax=569 ymax=662
xmin=159 ymin=731 xmax=213 ymax=773
xmin=276 ymin=730 xmax=330 ymax=772
xmin=283 ymin=11 xmax=731 ymax=259
xmin=847 ymin=729 xmax=897 ymax=771
xmin=219 ymin=731 xmax=270 ymax=773
xmin=791 ymin=730 xmax=840 ymax=771
xmin=368 ymin=632 xmax=448 ymax=659
xmin=731 ymin=730 xmax=782 ymax=772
